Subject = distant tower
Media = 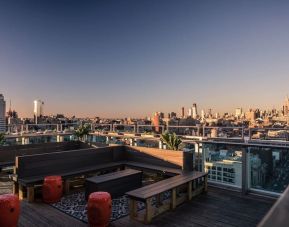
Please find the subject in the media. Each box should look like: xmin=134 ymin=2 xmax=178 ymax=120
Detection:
xmin=0 ymin=94 xmax=6 ymax=132
xmin=181 ymin=107 xmax=185 ymax=118
xmin=235 ymin=108 xmax=243 ymax=118
xmin=283 ymin=96 xmax=289 ymax=116
xmin=34 ymin=99 xmax=44 ymax=124
xmin=188 ymin=108 xmax=192 ymax=117
xmin=152 ymin=112 xmax=161 ymax=133
xmin=192 ymin=103 xmax=198 ymax=119
xmin=201 ymin=110 xmax=205 ymax=119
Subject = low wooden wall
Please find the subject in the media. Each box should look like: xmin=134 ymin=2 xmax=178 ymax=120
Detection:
xmin=0 ymin=141 xmax=90 ymax=167
xmin=16 ymin=145 xmax=124 ymax=179
xmin=124 ymin=146 xmax=191 ymax=170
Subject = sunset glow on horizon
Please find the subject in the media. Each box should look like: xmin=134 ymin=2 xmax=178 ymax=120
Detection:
xmin=1 ymin=0 xmax=289 ymax=118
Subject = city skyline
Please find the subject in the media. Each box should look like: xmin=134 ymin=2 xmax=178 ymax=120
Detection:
xmin=1 ymin=1 xmax=289 ymax=117
xmin=1 ymin=94 xmax=288 ymax=119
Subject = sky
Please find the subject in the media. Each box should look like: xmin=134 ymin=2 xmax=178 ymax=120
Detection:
xmin=1 ymin=0 xmax=289 ymax=118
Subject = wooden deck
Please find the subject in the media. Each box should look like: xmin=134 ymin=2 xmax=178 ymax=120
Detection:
xmin=19 ymin=187 xmax=274 ymax=227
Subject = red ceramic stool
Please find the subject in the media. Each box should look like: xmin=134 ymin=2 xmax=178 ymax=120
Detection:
xmin=0 ymin=194 xmax=20 ymax=227
xmin=87 ymin=192 xmax=112 ymax=227
xmin=42 ymin=176 xmax=63 ymax=203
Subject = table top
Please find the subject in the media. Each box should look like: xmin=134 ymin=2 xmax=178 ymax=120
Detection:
xmin=86 ymin=169 xmax=142 ymax=184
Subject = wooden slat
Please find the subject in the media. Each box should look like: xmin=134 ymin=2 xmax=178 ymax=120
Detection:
xmin=0 ymin=141 xmax=84 ymax=167
xmin=86 ymin=169 xmax=141 ymax=184
xmin=123 ymin=161 xmax=182 ymax=175
xmin=126 ymin=171 xmax=207 ymax=200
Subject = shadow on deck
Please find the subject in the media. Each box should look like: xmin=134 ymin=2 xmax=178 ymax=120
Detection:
xmin=19 ymin=187 xmax=274 ymax=227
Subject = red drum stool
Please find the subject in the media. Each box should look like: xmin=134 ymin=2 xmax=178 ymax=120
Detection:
xmin=0 ymin=194 xmax=20 ymax=227
xmin=42 ymin=176 xmax=63 ymax=203
xmin=87 ymin=192 xmax=112 ymax=227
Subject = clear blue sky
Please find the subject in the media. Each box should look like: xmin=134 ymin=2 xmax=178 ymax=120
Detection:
xmin=1 ymin=0 xmax=289 ymax=118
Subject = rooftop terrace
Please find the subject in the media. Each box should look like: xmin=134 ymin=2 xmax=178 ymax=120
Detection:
xmin=0 ymin=139 xmax=287 ymax=227
xmin=18 ymin=187 xmax=274 ymax=227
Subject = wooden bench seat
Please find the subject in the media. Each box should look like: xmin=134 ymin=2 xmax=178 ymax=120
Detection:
xmin=126 ymin=171 xmax=208 ymax=224
xmin=85 ymin=169 xmax=142 ymax=199
xmin=123 ymin=161 xmax=182 ymax=176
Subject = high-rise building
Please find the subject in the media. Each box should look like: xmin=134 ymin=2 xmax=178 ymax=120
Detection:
xmin=152 ymin=112 xmax=161 ymax=132
xmin=0 ymin=94 xmax=6 ymax=132
xmin=34 ymin=99 xmax=44 ymax=124
xmin=192 ymin=103 xmax=198 ymax=119
xmin=170 ymin=112 xmax=177 ymax=118
xmin=235 ymin=108 xmax=243 ymax=118
xmin=181 ymin=107 xmax=185 ymax=118
xmin=188 ymin=108 xmax=192 ymax=117
xmin=245 ymin=109 xmax=256 ymax=122
xmin=283 ymin=96 xmax=289 ymax=116
xmin=201 ymin=110 xmax=205 ymax=119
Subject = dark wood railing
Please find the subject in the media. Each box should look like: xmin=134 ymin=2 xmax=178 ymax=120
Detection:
xmin=258 ymin=185 xmax=289 ymax=227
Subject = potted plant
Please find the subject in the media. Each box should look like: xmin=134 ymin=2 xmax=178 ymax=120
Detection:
xmin=74 ymin=124 xmax=91 ymax=142
xmin=160 ymin=131 xmax=182 ymax=150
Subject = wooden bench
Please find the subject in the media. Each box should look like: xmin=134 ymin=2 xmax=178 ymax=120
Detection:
xmin=126 ymin=171 xmax=208 ymax=224
xmin=14 ymin=146 xmax=124 ymax=202
xmin=85 ymin=169 xmax=142 ymax=199
xmin=123 ymin=161 xmax=182 ymax=176
xmin=13 ymin=145 xmax=195 ymax=205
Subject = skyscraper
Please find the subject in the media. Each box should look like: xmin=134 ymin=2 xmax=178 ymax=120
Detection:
xmin=283 ymin=96 xmax=289 ymax=116
xmin=152 ymin=112 xmax=161 ymax=133
xmin=192 ymin=103 xmax=198 ymax=119
xmin=0 ymin=94 xmax=6 ymax=132
xmin=34 ymin=99 xmax=44 ymax=124
xmin=181 ymin=107 xmax=185 ymax=118
xmin=235 ymin=108 xmax=243 ymax=118
xmin=188 ymin=108 xmax=192 ymax=117
xmin=201 ymin=109 xmax=205 ymax=119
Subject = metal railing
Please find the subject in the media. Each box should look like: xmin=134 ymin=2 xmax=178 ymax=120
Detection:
xmin=4 ymin=123 xmax=289 ymax=142
xmin=2 ymin=126 xmax=289 ymax=197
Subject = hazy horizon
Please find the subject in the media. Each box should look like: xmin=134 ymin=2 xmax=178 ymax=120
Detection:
xmin=1 ymin=1 xmax=289 ymax=118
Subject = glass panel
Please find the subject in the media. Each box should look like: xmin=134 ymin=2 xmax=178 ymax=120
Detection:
xmin=203 ymin=143 xmax=243 ymax=188
xmin=248 ymin=146 xmax=289 ymax=194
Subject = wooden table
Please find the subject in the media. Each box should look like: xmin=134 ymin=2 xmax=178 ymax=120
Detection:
xmin=85 ymin=169 xmax=142 ymax=199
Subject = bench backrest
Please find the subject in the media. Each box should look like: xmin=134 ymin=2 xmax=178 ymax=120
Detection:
xmin=0 ymin=141 xmax=88 ymax=166
xmin=124 ymin=146 xmax=184 ymax=169
xmin=16 ymin=145 xmax=124 ymax=179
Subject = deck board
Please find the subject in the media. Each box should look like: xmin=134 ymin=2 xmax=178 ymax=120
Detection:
xmin=111 ymin=187 xmax=274 ymax=227
xmin=19 ymin=201 xmax=86 ymax=227
xmin=18 ymin=187 xmax=274 ymax=227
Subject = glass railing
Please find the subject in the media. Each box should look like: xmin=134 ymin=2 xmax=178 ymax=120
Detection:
xmin=3 ymin=123 xmax=289 ymax=196
xmin=248 ymin=146 xmax=289 ymax=194
xmin=202 ymin=143 xmax=243 ymax=188
xmin=249 ymin=128 xmax=289 ymax=141
xmin=203 ymin=126 xmax=244 ymax=140
xmin=167 ymin=126 xmax=200 ymax=136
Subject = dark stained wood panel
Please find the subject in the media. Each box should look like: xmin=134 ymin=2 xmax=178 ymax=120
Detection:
xmin=0 ymin=141 xmax=88 ymax=167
